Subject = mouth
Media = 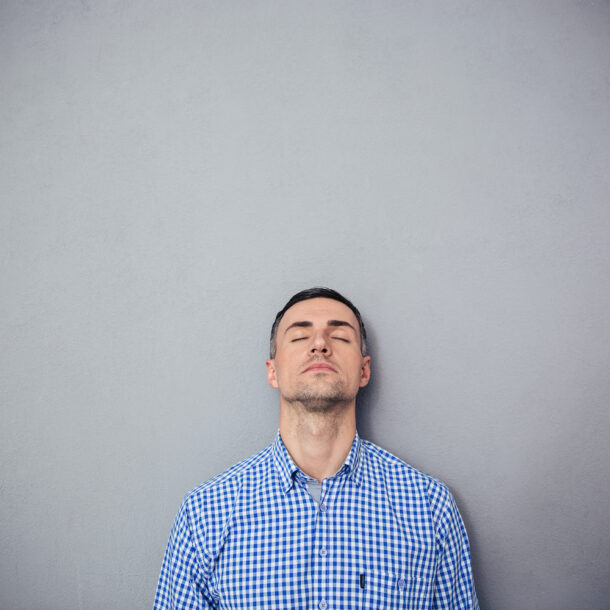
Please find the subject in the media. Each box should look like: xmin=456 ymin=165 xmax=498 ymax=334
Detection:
xmin=303 ymin=363 xmax=337 ymax=373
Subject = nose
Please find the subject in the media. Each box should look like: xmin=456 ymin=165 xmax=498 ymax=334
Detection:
xmin=310 ymin=331 xmax=330 ymax=355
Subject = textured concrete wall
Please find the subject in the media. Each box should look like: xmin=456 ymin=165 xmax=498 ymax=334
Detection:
xmin=2 ymin=2 xmax=609 ymax=608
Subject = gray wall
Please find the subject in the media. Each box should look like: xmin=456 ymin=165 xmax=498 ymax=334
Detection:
xmin=2 ymin=2 xmax=609 ymax=609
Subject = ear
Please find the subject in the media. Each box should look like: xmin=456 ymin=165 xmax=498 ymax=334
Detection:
xmin=359 ymin=356 xmax=371 ymax=388
xmin=266 ymin=359 xmax=279 ymax=389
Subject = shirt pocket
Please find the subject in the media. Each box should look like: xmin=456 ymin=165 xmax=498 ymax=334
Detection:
xmin=361 ymin=571 xmax=431 ymax=610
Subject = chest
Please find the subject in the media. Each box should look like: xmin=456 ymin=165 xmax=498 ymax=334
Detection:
xmin=209 ymin=481 xmax=436 ymax=609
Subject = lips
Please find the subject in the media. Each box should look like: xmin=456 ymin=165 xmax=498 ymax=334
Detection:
xmin=303 ymin=363 xmax=337 ymax=373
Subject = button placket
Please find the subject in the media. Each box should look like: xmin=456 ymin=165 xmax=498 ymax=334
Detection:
xmin=316 ymin=478 xmax=333 ymax=610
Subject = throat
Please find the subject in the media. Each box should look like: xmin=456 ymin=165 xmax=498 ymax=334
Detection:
xmin=279 ymin=404 xmax=356 ymax=482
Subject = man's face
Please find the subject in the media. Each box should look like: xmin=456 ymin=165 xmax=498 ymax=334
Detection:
xmin=266 ymin=298 xmax=371 ymax=411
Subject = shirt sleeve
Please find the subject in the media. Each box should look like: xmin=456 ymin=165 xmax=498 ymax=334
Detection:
xmin=430 ymin=482 xmax=479 ymax=610
xmin=153 ymin=500 xmax=215 ymax=609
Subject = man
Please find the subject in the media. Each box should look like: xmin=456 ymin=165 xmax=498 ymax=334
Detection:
xmin=154 ymin=287 xmax=479 ymax=609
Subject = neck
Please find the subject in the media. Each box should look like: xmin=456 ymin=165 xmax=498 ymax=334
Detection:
xmin=279 ymin=399 xmax=357 ymax=482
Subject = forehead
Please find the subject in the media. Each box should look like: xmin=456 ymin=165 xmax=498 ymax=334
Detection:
xmin=279 ymin=298 xmax=359 ymax=330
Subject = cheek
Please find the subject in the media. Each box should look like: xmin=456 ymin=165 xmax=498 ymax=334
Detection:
xmin=274 ymin=360 xmax=293 ymax=381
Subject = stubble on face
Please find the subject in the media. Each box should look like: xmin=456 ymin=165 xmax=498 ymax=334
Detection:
xmin=281 ymin=372 xmax=355 ymax=413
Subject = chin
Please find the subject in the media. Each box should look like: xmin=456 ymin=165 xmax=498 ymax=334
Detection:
xmin=299 ymin=400 xmax=349 ymax=414
xmin=285 ymin=385 xmax=355 ymax=412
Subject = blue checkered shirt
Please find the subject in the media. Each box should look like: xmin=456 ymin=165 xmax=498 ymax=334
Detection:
xmin=154 ymin=432 xmax=479 ymax=609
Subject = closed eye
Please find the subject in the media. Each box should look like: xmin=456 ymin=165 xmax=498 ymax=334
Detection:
xmin=331 ymin=337 xmax=349 ymax=342
xmin=291 ymin=337 xmax=307 ymax=342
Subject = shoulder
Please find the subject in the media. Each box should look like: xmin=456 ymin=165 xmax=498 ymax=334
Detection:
xmin=361 ymin=439 xmax=469 ymax=545
xmin=360 ymin=439 xmax=455 ymax=509
xmin=180 ymin=443 xmax=274 ymax=520
xmin=360 ymin=440 xmax=464 ymax=546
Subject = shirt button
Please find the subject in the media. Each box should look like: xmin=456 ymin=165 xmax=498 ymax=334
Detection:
xmin=319 ymin=601 xmax=328 ymax=610
xmin=319 ymin=503 xmax=327 ymax=512
xmin=319 ymin=547 xmax=328 ymax=557
xmin=398 ymin=578 xmax=406 ymax=591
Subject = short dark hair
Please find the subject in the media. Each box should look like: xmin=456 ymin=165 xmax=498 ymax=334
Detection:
xmin=269 ymin=287 xmax=367 ymax=358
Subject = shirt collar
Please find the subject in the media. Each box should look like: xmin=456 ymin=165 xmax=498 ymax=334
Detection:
xmin=271 ymin=430 xmax=364 ymax=493
xmin=271 ymin=431 xmax=300 ymax=493
xmin=341 ymin=431 xmax=364 ymax=487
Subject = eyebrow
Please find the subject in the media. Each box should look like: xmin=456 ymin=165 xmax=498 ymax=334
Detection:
xmin=284 ymin=320 xmax=357 ymax=334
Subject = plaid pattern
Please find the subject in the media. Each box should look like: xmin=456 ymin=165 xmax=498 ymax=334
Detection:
xmin=154 ymin=432 xmax=478 ymax=609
